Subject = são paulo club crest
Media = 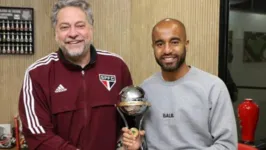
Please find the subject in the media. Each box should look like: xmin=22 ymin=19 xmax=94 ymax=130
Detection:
xmin=99 ymin=74 xmax=116 ymax=91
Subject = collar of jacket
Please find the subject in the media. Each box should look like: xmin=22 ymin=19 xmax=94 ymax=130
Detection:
xmin=57 ymin=44 xmax=97 ymax=71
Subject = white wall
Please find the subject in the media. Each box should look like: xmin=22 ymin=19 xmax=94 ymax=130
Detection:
xmin=229 ymin=11 xmax=266 ymax=87
xmin=229 ymin=10 xmax=266 ymax=141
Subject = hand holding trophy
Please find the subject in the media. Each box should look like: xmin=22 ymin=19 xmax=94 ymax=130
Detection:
xmin=116 ymin=86 xmax=151 ymax=149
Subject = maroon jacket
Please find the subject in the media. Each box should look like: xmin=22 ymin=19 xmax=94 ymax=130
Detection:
xmin=19 ymin=45 xmax=133 ymax=150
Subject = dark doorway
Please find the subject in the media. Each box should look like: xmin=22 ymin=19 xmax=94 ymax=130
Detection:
xmin=219 ymin=0 xmax=266 ymax=148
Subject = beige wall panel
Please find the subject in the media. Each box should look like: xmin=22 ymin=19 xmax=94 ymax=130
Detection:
xmin=130 ymin=0 xmax=220 ymax=84
xmin=89 ymin=0 xmax=132 ymax=69
xmin=0 ymin=0 xmax=56 ymax=123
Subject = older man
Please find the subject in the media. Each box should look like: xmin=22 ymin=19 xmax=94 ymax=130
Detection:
xmin=19 ymin=0 xmax=133 ymax=149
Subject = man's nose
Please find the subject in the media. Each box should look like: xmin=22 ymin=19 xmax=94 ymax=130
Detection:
xmin=67 ymin=27 xmax=78 ymax=38
xmin=164 ymin=43 xmax=172 ymax=54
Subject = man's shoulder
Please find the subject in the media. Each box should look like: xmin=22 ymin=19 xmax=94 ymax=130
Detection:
xmin=140 ymin=72 xmax=160 ymax=87
xmin=95 ymin=49 xmax=130 ymax=72
xmin=191 ymin=66 xmax=226 ymax=90
xmin=26 ymin=52 xmax=59 ymax=76
xmin=96 ymin=49 xmax=124 ymax=62
xmin=191 ymin=66 xmax=215 ymax=77
xmin=191 ymin=66 xmax=221 ymax=82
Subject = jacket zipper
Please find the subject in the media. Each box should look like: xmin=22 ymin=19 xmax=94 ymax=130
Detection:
xmin=79 ymin=70 xmax=88 ymax=149
xmin=81 ymin=70 xmax=88 ymax=121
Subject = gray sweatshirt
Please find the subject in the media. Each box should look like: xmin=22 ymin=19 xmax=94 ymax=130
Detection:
xmin=140 ymin=66 xmax=237 ymax=150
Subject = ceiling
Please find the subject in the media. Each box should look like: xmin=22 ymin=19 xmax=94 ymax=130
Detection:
xmin=230 ymin=0 xmax=266 ymax=13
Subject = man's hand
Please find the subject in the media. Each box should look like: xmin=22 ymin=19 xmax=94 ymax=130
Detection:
xmin=122 ymin=127 xmax=145 ymax=150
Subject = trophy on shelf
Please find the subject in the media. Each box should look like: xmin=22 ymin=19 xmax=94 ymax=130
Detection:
xmin=116 ymin=86 xmax=151 ymax=149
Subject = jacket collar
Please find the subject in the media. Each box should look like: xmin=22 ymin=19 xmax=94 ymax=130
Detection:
xmin=57 ymin=44 xmax=97 ymax=71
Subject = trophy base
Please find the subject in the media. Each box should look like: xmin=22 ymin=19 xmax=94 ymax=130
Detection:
xmin=130 ymin=127 xmax=139 ymax=137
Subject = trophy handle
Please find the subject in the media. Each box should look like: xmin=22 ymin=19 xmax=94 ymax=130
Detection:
xmin=119 ymin=86 xmax=131 ymax=95
xmin=138 ymin=107 xmax=149 ymax=150
xmin=138 ymin=107 xmax=149 ymax=130
xmin=141 ymin=138 xmax=148 ymax=150
xmin=136 ymin=86 xmax=145 ymax=96
xmin=116 ymin=107 xmax=129 ymax=128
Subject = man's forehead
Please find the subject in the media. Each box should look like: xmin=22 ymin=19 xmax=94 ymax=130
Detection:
xmin=153 ymin=25 xmax=183 ymax=37
xmin=153 ymin=23 xmax=186 ymax=40
xmin=154 ymin=22 xmax=183 ymax=32
xmin=57 ymin=7 xmax=86 ymax=19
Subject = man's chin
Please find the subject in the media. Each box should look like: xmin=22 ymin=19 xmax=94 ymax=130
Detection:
xmin=64 ymin=46 xmax=83 ymax=54
xmin=61 ymin=47 xmax=82 ymax=56
xmin=162 ymin=68 xmax=177 ymax=72
xmin=161 ymin=64 xmax=179 ymax=72
xmin=67 ymin=51 xmax=84 ymax=57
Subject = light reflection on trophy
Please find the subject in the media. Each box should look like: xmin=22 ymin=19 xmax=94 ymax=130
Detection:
xmin=116 ymin=86 xmax=151 ymax=137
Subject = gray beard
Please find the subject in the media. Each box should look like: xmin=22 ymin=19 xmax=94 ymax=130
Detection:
xmin=59 ymin=42 xmax=91 ymax=61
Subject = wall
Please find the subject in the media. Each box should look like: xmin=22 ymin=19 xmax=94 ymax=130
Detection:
xmin=229 ymin=10 xmax=266 ymax=141
xmin=91 ymin=0 xmax=220 ymax=84
xmin=0 ymin=0 xmax=57 ymax=124
xmin=0 ymin=0 xmax=220 ymax=127
xmin=129 ymin=0 xmax=220 ymax=84
xmin=229 ymin=11 xmax=266 ymax=87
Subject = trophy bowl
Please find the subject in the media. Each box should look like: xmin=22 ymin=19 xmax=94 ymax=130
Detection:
xmin=116 ymin=86 xmax=150 ymax=150
xmin=117 ymin=86 xmax=150 ymax=116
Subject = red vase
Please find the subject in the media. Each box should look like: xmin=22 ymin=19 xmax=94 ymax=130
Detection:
xmin=238 ymin=98 xmax=259 ymax=145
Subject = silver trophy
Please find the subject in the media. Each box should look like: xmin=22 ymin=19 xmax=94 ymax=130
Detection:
xmin=116 ymin=86 xmax=151 ymax=149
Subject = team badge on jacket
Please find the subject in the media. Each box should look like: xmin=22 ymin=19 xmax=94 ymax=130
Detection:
xmin=99 ymin=74 xmax=116 ymax=91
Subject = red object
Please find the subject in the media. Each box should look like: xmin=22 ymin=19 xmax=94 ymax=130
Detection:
xmin=238 ymin=143 xmax=258 ymax=150
xmin=14 ymin=116 xmax=20 ymax=150
xmin=238 ymin=98 xmax=259 ymax=144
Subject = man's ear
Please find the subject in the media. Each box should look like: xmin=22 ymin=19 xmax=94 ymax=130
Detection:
xmin=185 ymin=40 xmax=189 ymax=50
xmin=186 ymin=40 xmax=189 ymax=45
xmin=55 ymin=33 xmax=58 ymax=42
